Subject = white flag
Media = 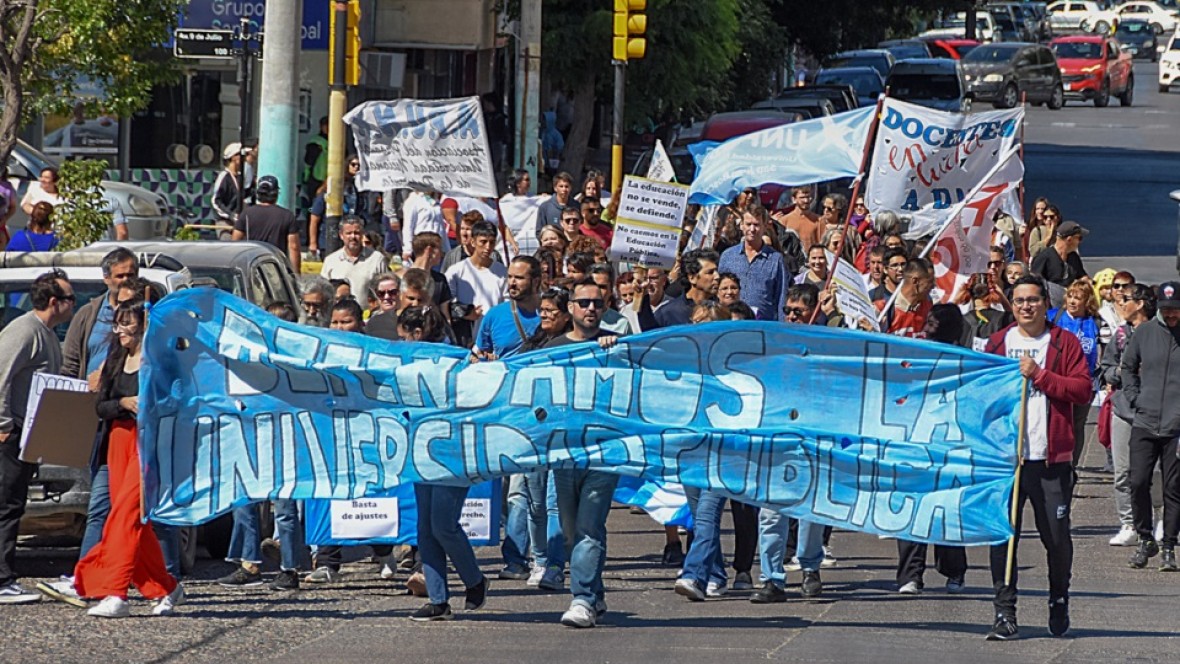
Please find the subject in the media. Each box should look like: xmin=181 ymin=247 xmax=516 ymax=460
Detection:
xmin=646 ymin=139 xmax=677 ymax=182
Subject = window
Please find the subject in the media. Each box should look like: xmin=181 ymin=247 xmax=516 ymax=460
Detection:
xmin=1 ymin=281 xmax=106 ymax=341
xmin=258 ymin=261 xmax=292 ymax=308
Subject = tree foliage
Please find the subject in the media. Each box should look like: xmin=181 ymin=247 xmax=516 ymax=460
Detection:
xmin=771 ymin=0 xmax=965 ymax=59
xmin=0 ymin=0 xmax=184 ymax=163
xmin=54 ymin=159 xmax=111 ymax=251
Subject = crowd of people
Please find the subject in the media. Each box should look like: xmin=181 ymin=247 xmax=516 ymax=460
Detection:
xmin=1 ymin=166 xmax=1178 ymax=644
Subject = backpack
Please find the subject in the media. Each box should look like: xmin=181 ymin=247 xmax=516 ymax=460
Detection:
xmin=778 ymin=228 xmax=805 ymax=276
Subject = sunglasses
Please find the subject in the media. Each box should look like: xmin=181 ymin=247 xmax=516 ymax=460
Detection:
xmin=1043 ymin=213 xmax=1058 ymax=220
xmin=572 ymin=298 xmax=604 ymax=309
xmin=348 ymin=162 xmax=359 ymax=167
xmin=783 ymin=307 xmax=809 ymax=318
xmin=822 ymin=205 xmax=837 ymax=211
xmin=1112 ymin=282 xmax=1132 ymax=289
xmin=987 ymin=260 xmax=1003 ymax=267
xmin=376 ymin=289 xmax=399 ymax=298
xmin=56 ymin=293 xmax=77 ymax=302
xmin=585 ymin=207 xmax=601 ymax=214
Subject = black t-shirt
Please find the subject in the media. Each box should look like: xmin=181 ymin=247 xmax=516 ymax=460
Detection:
xmin=365 ymin=311 xmax=400 ymax=340
xmin=427 ymin=270 xmax=453 ymax=306
xmin=543 ymin=331 xmax=604 ymax=348
xmin=1030 ymin=247 xmax=1086 ymax=287
xmin=235 ymin=204 xmax=297 ymax=252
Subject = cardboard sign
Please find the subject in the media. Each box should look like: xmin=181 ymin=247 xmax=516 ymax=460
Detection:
xmin=329 ymin=497 xmax=400 ymax=540
xmin=608 ymin=176 xmax=690 ymax=269
xmin=20 ymin=373 xmax=97 ymax=467
xmin=829 ymin=253 xmax=880 ymax=332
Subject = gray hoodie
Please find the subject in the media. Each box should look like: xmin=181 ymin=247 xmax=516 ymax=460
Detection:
xmin=1120 ymin=318 xmax=1180 ymax=437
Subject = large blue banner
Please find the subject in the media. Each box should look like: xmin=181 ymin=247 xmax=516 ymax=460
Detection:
xmin=140 ymin=289 xmax=1023 ymax=545
xmin=687 ymin=106 xmax=876 ymax=206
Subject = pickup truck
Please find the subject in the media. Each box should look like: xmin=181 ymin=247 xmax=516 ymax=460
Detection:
xmin=1050 ymin=34 xmax=1134 ymax=106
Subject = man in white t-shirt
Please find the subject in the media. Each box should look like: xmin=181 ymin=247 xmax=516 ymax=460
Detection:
xmin=982 ymin=275 xmax=1093 ymax=641
xmin=444 ymin=219 xmax=506 ymax=347
xmin=401 ymin=191 xmax=450 ymax=262
xmin=320 ymin=216 xmax=388 ymax=303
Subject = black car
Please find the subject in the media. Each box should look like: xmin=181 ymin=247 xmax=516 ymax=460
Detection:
xmin=1115 ymin=19 xmax=1160 ymax=61
xmin=878 ymin=39 xmax=932 ymax=61
xmin=961 ymin=42 xmax=1064 ymax=108
xmin=824 ymin=49 xmax=895 ymax=81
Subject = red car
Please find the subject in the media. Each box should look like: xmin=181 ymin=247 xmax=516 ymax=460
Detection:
xmin=922 ymin=38 xmax=980 ymax=60
xmin=1050 ymin=35 xmax=1134 ymax=107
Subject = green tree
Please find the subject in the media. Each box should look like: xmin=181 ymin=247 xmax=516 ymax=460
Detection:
xmin=771 ymin=0 xmax=961 ymax=59
xmin=53 ymin=159 xmax=111 ymax=251
xmin=0 ymin=0 xmax=183 ymax=163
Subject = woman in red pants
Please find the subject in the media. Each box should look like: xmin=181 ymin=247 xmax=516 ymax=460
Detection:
xmin=74 ymin=296 xmax=182 ymax=618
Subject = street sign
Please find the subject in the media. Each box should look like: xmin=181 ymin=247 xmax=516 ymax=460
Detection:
xmin=174 ymin=29 xmax=234 ymax=59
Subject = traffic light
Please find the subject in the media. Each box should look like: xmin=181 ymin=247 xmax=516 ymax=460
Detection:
xmin=330 ymin=0 xmax=362 ymax=86
xmin=613 ymin=0 xmax=647 ymax=61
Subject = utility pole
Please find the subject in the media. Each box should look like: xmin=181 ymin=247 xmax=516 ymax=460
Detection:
xmin=514 ymin=0 xmax=542 ymax=193
xmin=237 ymin=17 xmax=253 ymax=216
xmin=325 ymin=1 xmax=361 ymax=223
xmin=258 ymin=0 xmax=303 ymax=212
xmin=611 ymin=0 xmax=647 ymax=195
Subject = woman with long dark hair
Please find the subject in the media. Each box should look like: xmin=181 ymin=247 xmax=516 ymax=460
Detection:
xmin=73 ymin=297 xmax=183 ymax=617
xmin=5 ymin=201 xmax=58 ymax=251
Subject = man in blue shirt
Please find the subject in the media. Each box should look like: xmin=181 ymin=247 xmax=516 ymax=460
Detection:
xmin=718 ymin=204 xmax=790 ymax=321
xmin=472 ymin=255 xmax=543 ymax=580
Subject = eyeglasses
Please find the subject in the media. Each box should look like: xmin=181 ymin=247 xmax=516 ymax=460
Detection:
xmin=987 ymin=260 xmax=1003 ymax=267
xmin=585 ymin=207 xmax=601 ymax=214
xmin=1112 ymin=282 xmax=1132 ymax=289
xmin=572 ymin=298 xmax=604 ymax=309
xmin=562 ymin=217 xmax=580 ymax=224
xmin=376 ymin=289 xmax=399 ymax=299
xmin=348 ymin=162 xmax=360 ymax=168
xmin=822 ymin=205 xmax=837 ymax=211
xmin=887 ymin=263 xmax=907 ymax=271
xmin=1043 ymin=213 xmax=1058 ymax=220
xmin=56 ymin=293 xmax=76 ymax=302
xmin=1012 ymin=297 xmax=1044 ymax=307
xmin=783 ymin=306 xmax=809 ymax=318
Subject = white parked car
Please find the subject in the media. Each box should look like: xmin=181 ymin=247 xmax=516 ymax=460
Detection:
xmin=1048 ymin=1 xmax=1120 ymax=33
xmin=1114 ymin=1 xmax=1180 ymax=34
xmin=4 ymin=140 xmax=174 ymax=242
xmin=922 ymin=12 xmax=998 ymax=42
xmin=1159 ymin=30 xmax=1180 ymax=91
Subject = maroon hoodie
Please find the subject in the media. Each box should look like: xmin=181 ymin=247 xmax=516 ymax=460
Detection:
xmin=984 ymin=322 xmax=1093 ymax=465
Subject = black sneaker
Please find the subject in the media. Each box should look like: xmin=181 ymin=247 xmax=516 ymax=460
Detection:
xmin=661 ymin=542 xmax=686 ymax=567
xmin=270 ymin=569 xmax=300 ymax=591
xmin=1160 ymin=547 xmax=1178 ymax=572
xmin=218 ymin=566 xmax=263 ymax=588
xmin=1129 ymin=539 xmax=1160 ymax=568
xmin=410 ymin=602 xmax=453 ymax=622
xmin=986 ymin=614 xmax=1019 ymax=641
xmin=464 ymin=576 xmax=490 ymax=611
xmin=749 ymin=582 xmax=788 ymax=604
xmin=800 ymin=571 xmax=822 ymax=599
xmin=1048 ymin=597 xmax=1069 ymax=637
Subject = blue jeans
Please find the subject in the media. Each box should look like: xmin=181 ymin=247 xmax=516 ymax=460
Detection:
xmin=228 ymin=501 xmax=305 ymax=570
xmin=415 ymin=484 xmax=484 ymax=605
xmin=553 ymin=469 xmax=619 ymax=610
xmin=501 ymin=474 xmax=531 ymax=570
xmin=681 ymin=489 xmax=728 ymax=588
xmin=80 ymin=465 xmax=182 ymax=578
xmin=758 ymin=509 xmax=824 ymax=588
xmin=525 ymin=470 xmax=565 ymax=570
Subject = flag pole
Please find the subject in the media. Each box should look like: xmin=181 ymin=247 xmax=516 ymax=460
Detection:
xmin=1004 ymin=377 xmax=1030 ymax=587
xmin=809 ymin=92 xmax=887 ymax=325
xmin=875 ymin=144 xmax=1023 ymax=325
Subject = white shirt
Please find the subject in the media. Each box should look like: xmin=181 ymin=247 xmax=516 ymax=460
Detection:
xmin=21 ymin=183 xmax=63 ymax=211
xmin=1005 ymin=327 xmax=1051 ymax=461
xmin=401 ymin=192 xmax=450 ymax=255
xmin=320 ymin=247 xmax=389 ymax=300
xmin=445 ymin=259 xmax=507 ymax=329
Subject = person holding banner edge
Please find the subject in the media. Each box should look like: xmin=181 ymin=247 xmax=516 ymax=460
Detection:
xmin=983 ymin=275 xmax=1093 ymax=640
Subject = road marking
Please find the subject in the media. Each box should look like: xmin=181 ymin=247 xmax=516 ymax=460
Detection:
xmin=1049 ymin=122 xmax=1077 ymax=127
xmin=1145 ymin=110 xmax=1170 ymax=114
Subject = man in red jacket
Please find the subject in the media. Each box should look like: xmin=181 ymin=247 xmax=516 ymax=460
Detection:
xmin=983 ymin=275 xmax=1093 ymax=641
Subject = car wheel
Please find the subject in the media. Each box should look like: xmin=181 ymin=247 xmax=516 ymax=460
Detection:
xmin=1095 ymin=79 xmax=1110 ymax=107
xmin=1161 ymin=83 xmax=1170 ymax=93
xmin=996 ymin=83 xmax=1020 ymax=109
xmin=1047 ymin=84 xmax=1065 ymax=110
xmin=1151 ymin=22 xmax=1164 ymax=35
xmin=1094 ymin=21 xmax=1109 ymax=35
xmin=1119 ymin=75 xmax=1135 ymax=106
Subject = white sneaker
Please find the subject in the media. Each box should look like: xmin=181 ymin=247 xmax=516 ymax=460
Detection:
xmin=706 ymin=581 xmax=728 ymax=597
xmin=1155 ymin=520 xmax=1165 ymax=543
xmin=1110 ymin=525 xmax=1138 ymax=547
xmin=36 ymin=579 xmax=87 ymax=608
xmin=560 ymin=602 xmax=596 ymax=628
xmin=674 ymin=578 xmax=705 ymax=601
xmin=88 ymin=596 xmax=130 ymax=618
xmin=538 ymin=566 xmax=565 ymax=591
xmin=0 ymin=582 xmax=40 ymax=604
xmin=898 ymin=581 xmax=923 ymax=595
xmin=821 ymin=546 xmax=838 ymax=568
xmin=380 ymin=564 xmax=397 ymax=580
xmin=785 ymin=556 xmax=801 ymax=572
xmin=152 ymin=584 xmax=186 ymax=616
xmin=526 ymin=564 xmax=545 ymax=587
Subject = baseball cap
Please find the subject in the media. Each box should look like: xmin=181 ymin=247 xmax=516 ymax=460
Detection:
xmin=440 ymin=197 xmax=460 ymax=210
xmin=256 ymin=175 xmax=279 ymax=198
xmin=1158 ymin=281 xmax=1180 ymax=308
xmin=1055 ymin=221 xmax=1088 ymax=238
xmin=223 ymin=142 xmax=243 ymax=160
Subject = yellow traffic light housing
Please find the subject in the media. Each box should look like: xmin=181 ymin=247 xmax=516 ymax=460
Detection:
xmin=330 ymin=0 xmax=362 ymax=86
xmin=613 ymin=0 xmax=647 ymax=61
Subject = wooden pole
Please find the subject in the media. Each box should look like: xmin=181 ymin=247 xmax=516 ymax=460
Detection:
xmin=1004 ymin=377 xmax=1030 ymax=587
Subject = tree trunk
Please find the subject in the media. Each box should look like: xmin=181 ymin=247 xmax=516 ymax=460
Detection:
xmin=560 ymin=78 xmax=596 ymax=181
xmin=0 ymin=71 xmax=21 ymax=166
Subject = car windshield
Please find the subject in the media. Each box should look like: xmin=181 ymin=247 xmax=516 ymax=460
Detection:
xmin=1173 ymin=38 xmax=1180 ymax=51
xmin=887 ymin=45 xmax=928 ymax=59
xmin=962 ymin=45 xmax=1018 ymax=63
xmin=816 ymin=71 xmax=884 ymax=97
xmin=186 ymin=267 xmax=246 ymax=298
xmin=889 ymin=74 xmax=962 ymax=101
xmin=1 ymin=281 xmax=105 ymax=341
xmin=6 ymin=141 xmax=57 ymax=178
xmin=1117 ymin=22 xmax=1150 ymax=35
xmin=1052 ymin=41 xmax=1102 ymax=59
xmin=990 ymin=13 xmax=1017 ymax=30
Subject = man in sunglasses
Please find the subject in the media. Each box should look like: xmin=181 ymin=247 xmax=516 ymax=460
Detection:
xmin=1030 ymin=221 xmax=1088 ymax=289
xmin=364 ymin=273 xmax=402 ymax=341
xmin=982 ymin=275 xmax=1092 ymax=640
xmin=578 ymin=197 xmax=612 ymax=249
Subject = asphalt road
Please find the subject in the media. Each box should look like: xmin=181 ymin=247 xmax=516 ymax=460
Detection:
xmin=5 ymin=428 xmax=1180 ymax=663
xmin=1023 ymin=61 xmax=1180 ymax=257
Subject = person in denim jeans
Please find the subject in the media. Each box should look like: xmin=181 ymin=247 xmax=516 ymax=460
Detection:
xmin=674 ymin=487 xmax=729 ymax=601
xmin=524 ymin=470 xmax=565 ymax=590
xmin=217 ymin=500 xmax=306 ymax=590
xmin=752 ymin=510 xmax=825 ymax=602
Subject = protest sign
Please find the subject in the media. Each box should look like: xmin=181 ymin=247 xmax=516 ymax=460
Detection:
xmin=20 ymin=373 xmax=96 ymax=466
xmin=866 ymin=98 xmax=1023 ymax=238
xmin=688 ymin=106 xmax=875 ymax=206
xmin=344 ymin=96 xmax=497 ymax=198
xmin=646 ymin=139 xmax=677 ymax=182
xmin=608 ymin=176 xmax=690 ymax=269
xmin=828 ymin=254 xmax=880 ymax=331
xmin=687 ymin=205 xmax=721 ymax=250
xmin=303 ymin=480 xmax=500 ymax=546
xmin=141 ymin=289 xmax=1025 ymax=546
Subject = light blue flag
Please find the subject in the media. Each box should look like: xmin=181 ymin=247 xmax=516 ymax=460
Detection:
xmin=613 ymin=477 xmax=693 ymax=528
xmin=687 ymin=106 xmax=876 ymax=206
xmin=140 ymin=289 xmax=1022 ymax=546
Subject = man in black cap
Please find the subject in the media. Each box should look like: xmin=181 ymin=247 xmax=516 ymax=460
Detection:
xmin=233 ymin=175 xmax=302 ymax=272
xmin=1030 ymin=220 xmax=1088 ymax=289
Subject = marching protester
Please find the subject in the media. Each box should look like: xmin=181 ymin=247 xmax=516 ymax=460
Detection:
xmin=876 ymin=258 xmax=935 ymax=339
xmin=320 ymin=216 xmax=389 ymax=311
xmin=1030 ymin=221 xmax=1088 ymax=293
xmin=983 ymin=275 xmax=1093 ymax=640
xmin=5 ymin=202 xmax=58 ymax=251
xmin=232 ymin=175 xmax=301 ymax=272
xmin=718 ymin=204 xmax=789 ymax=321
xmin=1119 ymin=282 xmax=1180 ymax=572
xmin=1048 ymin=280 xmax=1102 ymax=467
